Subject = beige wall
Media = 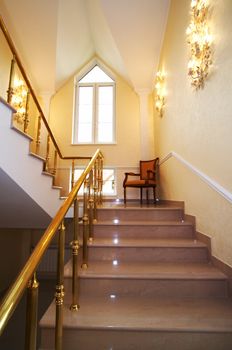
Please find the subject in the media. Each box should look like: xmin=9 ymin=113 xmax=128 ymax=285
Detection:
xmin=155 ymin=0 xmax=232 ymax=266
xmin=49 ymin=60 xmax=143 ymax=199
xmin=0 ymin=29 xmax=12 ymax=101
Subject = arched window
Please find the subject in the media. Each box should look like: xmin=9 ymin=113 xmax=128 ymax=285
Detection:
xmin=73 ymin=64 xmax=115 ymax=144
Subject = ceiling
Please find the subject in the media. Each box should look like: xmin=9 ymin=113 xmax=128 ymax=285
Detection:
xmin=0 ymin=0 xmax=170 ymax=94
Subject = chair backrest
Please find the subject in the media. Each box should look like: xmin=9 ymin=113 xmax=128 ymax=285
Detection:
xmin=140 ymin=158 xmax=159 ymax=180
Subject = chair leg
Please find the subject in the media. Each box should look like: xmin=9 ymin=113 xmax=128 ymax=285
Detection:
xmin=124 ymin=187 xmax=126 ymax=204
xmin=140 ymin=188 xmax=143 ymax=204
xmin=146 ymin=189 xmax=149 ymax=203
xmin=153 ymin=187 xmax=156 ymax=203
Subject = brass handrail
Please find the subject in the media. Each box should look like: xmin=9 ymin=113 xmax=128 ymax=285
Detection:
xmin=0 ymin=148 xmax=103 ymax=336
xmin=0 ymin=15 xmax=90 ymax=162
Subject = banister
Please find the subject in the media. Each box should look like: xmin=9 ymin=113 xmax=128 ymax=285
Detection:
xmin=0 ymin=15 xmax=91 ymax=162
xmin=0 ymin=148 xmax=103 ymax=336
xmin=160 ymin=151 xmax=232 ymax=204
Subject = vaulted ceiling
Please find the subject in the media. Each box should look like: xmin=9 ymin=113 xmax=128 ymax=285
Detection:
xmin=0 ymin=0 xmax=170 ymax=93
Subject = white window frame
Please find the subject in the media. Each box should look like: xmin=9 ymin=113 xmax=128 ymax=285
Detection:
xmin=72 ymin=63 xmax=116 ymax=145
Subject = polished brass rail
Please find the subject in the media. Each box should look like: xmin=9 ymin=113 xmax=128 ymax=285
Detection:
xmin=0 ymin=14 xmax=105 ymax=349
xmin=0 ymin=148 xmax=103 ymax=338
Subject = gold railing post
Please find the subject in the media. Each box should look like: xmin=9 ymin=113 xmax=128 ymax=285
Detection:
xmin=88 ymin=169 xmax=94 ymax=242
xmin=35 ymin=115 xmax=41 ymax=154
xmin=96 ymin=156 xmax=100 ymax=205
xmin=44 ymin=134 xmax=50 ymax=172
xmin=23 ymin=90 xmax=30 ymax=134
xmin=55 ymin=221 xmax=65 ymax=350
xmin=81 ymin=179 xmax=89 ymax=269
xmin=70 ymin=197 xmax=80 ymax=311
xmin=7 ymin=55 xmax=15 ymax=104
xmin=71 ymin=159 xmax=75 ymax=189
xmin=93 ymin=161 xmax=98 ymax=222
xmin=99 ymin=157 xmax=103 ymax=204
xmin=52 ymin=150 xmax=58 ymax=176
xmin=25 ymin=272 xmax=39 ymax=350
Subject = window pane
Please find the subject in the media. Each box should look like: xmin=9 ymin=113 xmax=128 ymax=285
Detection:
xmin=73 ymin=169 xmax=84 ymax=193
xmin=97 ymin=86 xmax=114 ymax=142
xmin=103 ymin=169 xmax=115 ymax=194
xmin=77 ymin=86 xmax=93 ymax=143
xmin=80 ymin=66 xmax=114 ymax=83
xmin=78 ymin=105 xmax=92 ymax=122
xmin=79 ymin=86 xmax=93 ymax=103
xmin=78 ymin=124 xmax=92 ymax=143
xmin=98 ymin=105 xmax=113 ymax=123
xmin=98 ymin=123 xmax=113 ymax=142
xmin=98 ymin=86 xmax=113 ymax=104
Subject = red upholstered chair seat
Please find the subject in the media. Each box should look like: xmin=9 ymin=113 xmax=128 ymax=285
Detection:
xmin=123 ymin=158 xmax=159 ymax=204
xmin=124 ymin=179 xmax=146 ymax=186
xmin=124 ymin=179 xmax=156 ymax=186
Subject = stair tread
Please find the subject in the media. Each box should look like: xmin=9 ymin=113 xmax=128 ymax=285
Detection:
xmin=99 ymin=200 xmax=184 ymax=210
xmin=42 ymin=171 xmax=55 ymax=177
xmin=11 ymin=125 xmax=34 ymax=141
xmin=40 ymin=295 xmax=232 ymax=332
xmin=98 ymin=206 xmax=182 ymax=211
xmin=88 ymin=237 xmax=206 ymax=248
xmin=29 ymin=151 xmax=46 ymax=162
xmin=64 ymin=261 xmax=226 ymax=280
xmin=94 ymin=220 xmax=192 ymax=226
xmin=52 ymin=185 xmax=62 ymax=190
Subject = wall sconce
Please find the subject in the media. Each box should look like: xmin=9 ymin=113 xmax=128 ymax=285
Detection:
xmin=11 ymin=77 xmax=30 ymax=131
xmin=155 ymin=71 xmax=165 ymax=117
xmin=186 ymin=0 xmax=213 ymax=89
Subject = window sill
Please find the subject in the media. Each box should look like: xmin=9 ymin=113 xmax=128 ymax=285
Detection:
xmin=71 ymin=142 xmax=117 ymax=146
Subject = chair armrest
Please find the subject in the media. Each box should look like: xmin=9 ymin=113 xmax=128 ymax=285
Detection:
xmin=124 ymin=172 xmax=140 ymax=176
xmin=123 ymin=172 xmax=140 ymax=186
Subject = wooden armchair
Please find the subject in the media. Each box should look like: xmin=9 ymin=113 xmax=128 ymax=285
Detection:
xmin=123 ymin=158 xmax=159 ymax=204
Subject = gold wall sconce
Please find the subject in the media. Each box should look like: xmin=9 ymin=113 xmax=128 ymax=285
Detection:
xmin=186 ymin=0 xmax=213 ymax=89
xmin=7 ymin=57 xmax=30 ymax=133
xmin=11 ymin=78 xmax=27 ymax=119
xmin=155 ymin=71 xmax=165 ymax=117
xmin=11 ymin=77 xmax=30 ymax=132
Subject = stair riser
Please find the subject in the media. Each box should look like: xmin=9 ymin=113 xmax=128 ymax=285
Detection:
xmin=93 ymin=224 xmax=194 ymax=239
xmin=64 ymin=278 xmax=228 ymax=298
xmin=41 ymin=328 xmax=232 ymax=350
xmin=97 ymin=208 xmax=183 ymax=221
xmin=80 ymin=247 xmax=208 ymax=263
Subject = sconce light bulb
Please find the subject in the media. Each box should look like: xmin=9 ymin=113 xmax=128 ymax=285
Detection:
xmin=191 ymin=0 xmax=197 ymax=8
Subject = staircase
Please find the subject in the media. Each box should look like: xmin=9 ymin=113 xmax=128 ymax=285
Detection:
xmin=40 ymin=201 xmax=232 ymax=350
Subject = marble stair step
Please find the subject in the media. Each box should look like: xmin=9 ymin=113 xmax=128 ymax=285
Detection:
xmin=64 ymin=261 xmax=228 ymax=298
xmin=97 ymin=206 xmax=184 ymax=221
xmin=40 ymin=295 xmax=232 ymax=350
xmin=88 ymin=237 xmax=205 ymax=247
xmin=93 ymin=220 xmax=194 ymax=238
xmin=79 ymin=238 xmax=208 ymax=263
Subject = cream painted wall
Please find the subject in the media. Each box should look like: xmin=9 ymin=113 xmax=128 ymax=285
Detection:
xmin=0 ymin=29 xmax=12 ymax=100
xmin=155 ymin=0 xmax=232 ymax=266
xmin=49 ymin=61 xmax=143 ymax=199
